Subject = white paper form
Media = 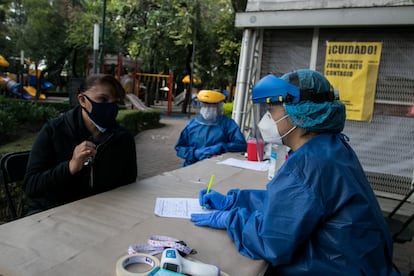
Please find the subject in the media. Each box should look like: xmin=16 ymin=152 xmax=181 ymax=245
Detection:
xmin=217 ymin=158 xmax=270 ymax=171
xmin=154 ymin=198 xmax=215 ymax=219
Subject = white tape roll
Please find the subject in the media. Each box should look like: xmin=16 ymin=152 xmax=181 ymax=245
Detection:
xmin=116 ymin=253 xmax=160 ymax=276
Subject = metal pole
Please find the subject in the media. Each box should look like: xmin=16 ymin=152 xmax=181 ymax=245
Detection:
xmin=167 ymin=71 xmax=174 ymax=116
xmin=98 ymin=0 xmax=107 ymax=73
xmin=188 ymin=39 xmax=196 ymax=118
xmin=309 ymin=27 xmax=319 ymax=70
xmin=93 ymin=24 xmax=99 ymax=74
xmin=188 ymin=2 xmax=198 ymax=118
xmin=233 ymin=29 xmax=252 ymax=126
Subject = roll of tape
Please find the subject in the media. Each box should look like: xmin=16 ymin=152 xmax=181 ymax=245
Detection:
xmin=116 ymin=253 xmax=160 ymax=276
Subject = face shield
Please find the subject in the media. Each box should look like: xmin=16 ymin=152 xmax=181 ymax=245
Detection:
xmin=252 ymin=103 xmax=269 ymax=138
xmin=195 ymin=90 xmax=225 ymax=125
xmin=251 ymin=103 xmax=296 ymax=160
xmin=249 ymin=75 xmax=300 ymax=160
xmin=251 ymin=70 xmax=346 ymax=148
xmin=200 ymin=102 xmax=220 ymax=120
xmin=195 ymin=102 xmax=223 ymax=125
xmin=247 ymin=103 xmax=268 ymax=161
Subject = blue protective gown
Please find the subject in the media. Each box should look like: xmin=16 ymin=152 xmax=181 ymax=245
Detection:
xmin=225 ymin=133 xmax=398 ymax=275
xmin=175 ymin=114 xmax=247 ymax=167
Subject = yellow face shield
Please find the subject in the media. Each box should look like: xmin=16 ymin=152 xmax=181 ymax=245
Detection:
xmin=197 ymin=90 xmax=225 ymax=104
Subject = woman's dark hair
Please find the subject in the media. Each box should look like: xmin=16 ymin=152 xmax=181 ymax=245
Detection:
xmin=78 ymin=74 xmax=126 ymax=99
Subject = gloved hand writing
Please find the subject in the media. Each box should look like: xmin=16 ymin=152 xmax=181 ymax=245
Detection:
xmin=199 ymin=189 xmax=235 ymax=210
xmin=191 ymin=211 xmax=229 ymax=229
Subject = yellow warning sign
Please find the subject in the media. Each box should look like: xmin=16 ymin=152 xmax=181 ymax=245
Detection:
xmin=324 ymin=42 xmax=382 ymax=121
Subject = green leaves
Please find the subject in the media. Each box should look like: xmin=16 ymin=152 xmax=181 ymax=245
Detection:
xmin=2 ymin=0 xmax=244 ymax=89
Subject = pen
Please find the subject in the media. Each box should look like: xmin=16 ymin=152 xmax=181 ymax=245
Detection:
xmin=202 ymin=174 xmax=215 ymax=208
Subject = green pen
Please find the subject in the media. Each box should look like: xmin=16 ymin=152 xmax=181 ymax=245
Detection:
xmin=202 ymin=174 xmax=215 ymax=209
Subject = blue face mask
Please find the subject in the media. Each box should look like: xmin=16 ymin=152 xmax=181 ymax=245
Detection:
xmin=82 ymin=94 xmax=119 ymax=131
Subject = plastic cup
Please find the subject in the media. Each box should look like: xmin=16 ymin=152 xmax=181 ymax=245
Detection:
xmin=247 ymin=139 xmax=265 ymax=161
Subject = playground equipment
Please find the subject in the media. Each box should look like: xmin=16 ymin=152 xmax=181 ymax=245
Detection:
xmin=0 ymin=55 xmax=10 ymax=67
xmin=124 ymin=93 xmax=152 ymax=111
xmin=135 ymin=72 xmax=174 ymax=114
xmin=86 ymin=54 xmax=176 ymax=114
xmin=0 ymin=75 xmax=30 ymax=100
xmin=181 ymin=74 xmax=201 ymax=85
xmin=25 ymin=66 xmax=52 ymax=100
xmin=87 ymin=54 xmax=140 ymax=93
xmin=0 ymin=55 xmax=51 ymax=100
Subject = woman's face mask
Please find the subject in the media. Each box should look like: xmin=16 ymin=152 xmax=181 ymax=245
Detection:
xmin=82 ymin=94 xmax=119 ymax=132
xmin=200 ymin=106 xmax=218 ymax=121
xmin=258 ymin=111 xmax=295 ymax=145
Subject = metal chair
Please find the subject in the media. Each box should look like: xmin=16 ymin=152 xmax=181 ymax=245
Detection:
xmin=0 ymin=151 xmax=30 ymax=220
xmin=383 ymin=174 xmax=414 ymax=275
xmin=385 ymin=184 xmax=414 ymax=243
xmin=385 ymin=168 xmax=414 ymax=244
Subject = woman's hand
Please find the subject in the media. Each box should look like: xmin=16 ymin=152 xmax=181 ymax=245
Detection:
xmin=69 ymin=141 xmax=97 ymax=174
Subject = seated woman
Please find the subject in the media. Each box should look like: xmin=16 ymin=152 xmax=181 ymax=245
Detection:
xmin=191 ymin=70 xmax=399 ymax=275
xmin=175 ymin=90 xmax=247 ymax=167
xmin=23 ymin=74 xmax=137 ymax=214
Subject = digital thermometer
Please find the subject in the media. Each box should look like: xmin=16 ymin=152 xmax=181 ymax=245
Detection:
xmin=161 ymin=248 xmax=220 ymax=276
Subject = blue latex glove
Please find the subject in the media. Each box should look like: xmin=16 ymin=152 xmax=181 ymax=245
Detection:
xmin=191 ymin=211 xmax=229 ymax=229
xmin=210 ymin=143 xmax=225 ymax=154
xmin=194 ymin=147 xmax=211 ymax=160
xmin=199 ymin=189 xmax=235 ymax=210
xmin=194 ymin=144 xmax=225 ymax=161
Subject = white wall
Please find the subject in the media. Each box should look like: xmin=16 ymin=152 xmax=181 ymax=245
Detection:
xmin=246 ymin=0 xmax=414 ymax=12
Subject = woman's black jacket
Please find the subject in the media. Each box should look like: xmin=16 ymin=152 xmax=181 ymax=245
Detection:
xmin=23 ymin=106 xmax=137 ymax=213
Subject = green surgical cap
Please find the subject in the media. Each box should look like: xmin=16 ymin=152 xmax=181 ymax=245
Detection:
xmin=281 ymin=69 xmax=346 ymax=133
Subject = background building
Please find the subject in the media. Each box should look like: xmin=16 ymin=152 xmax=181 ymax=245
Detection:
xmin=233 ymin=0 xmax=414 ymax=203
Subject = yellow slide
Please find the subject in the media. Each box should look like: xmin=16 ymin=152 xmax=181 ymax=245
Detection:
xmin=23 ymin=86 xmax=46 ymax=100
xmin=0 ymin=55 xmax=9 ymax=67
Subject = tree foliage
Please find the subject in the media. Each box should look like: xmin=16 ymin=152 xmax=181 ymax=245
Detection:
xmin=1 ymin=0 xmax=246 ymax=89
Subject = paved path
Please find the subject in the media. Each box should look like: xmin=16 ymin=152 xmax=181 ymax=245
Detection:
xmin=135 ymin=114 xmax=413 ymax=275
xmin=135 ymin=115 xmax=189 ymax=180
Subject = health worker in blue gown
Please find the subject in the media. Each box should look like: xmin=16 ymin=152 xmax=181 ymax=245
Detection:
xmin=191 ymin=70 xmax=398 ymax=275
xmin=175 ymin=90 xmax=247 ymax=167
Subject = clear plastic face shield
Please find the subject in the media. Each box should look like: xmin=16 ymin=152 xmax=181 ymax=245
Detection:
xmin=252 ymin=103 xmax=269 ymax=135
xmin=247 ymin=103 xmax=269 ymax=161
xmin=196 ymin=102 xmax=223 ymax=125
xmin=250 ymin=103 xmax=293 ymax=161
xmin=258 ymin=103 xmax=297 ymax=144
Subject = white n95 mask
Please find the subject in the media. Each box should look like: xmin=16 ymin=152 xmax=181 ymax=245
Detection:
xmin=200 ymin=106 xmax=218 ymax=121
xmin=258 ymin=112 xmax=295 ymax=145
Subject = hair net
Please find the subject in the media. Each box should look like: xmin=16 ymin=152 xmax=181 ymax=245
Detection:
xmin=280 ymin=69 xmax=346 ymax=133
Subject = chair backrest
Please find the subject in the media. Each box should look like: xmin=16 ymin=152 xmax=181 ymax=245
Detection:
xmin=0 ymin=151 xmax=31 ymax=220
xmin=386 ymin=172 xmax=414 ymax=244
